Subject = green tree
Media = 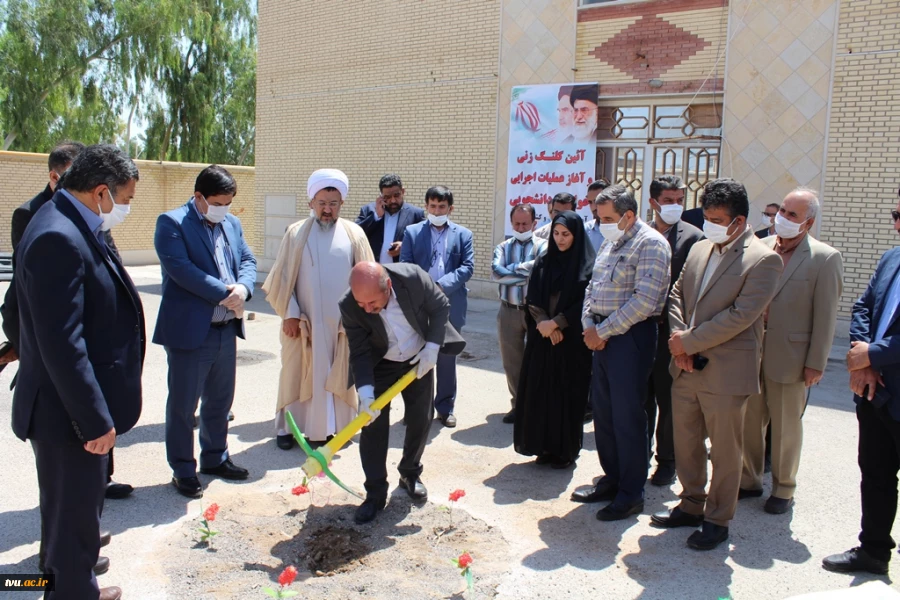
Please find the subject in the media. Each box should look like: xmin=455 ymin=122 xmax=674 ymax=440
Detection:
xmin=0 ymin=0 xmax=256 ymax=165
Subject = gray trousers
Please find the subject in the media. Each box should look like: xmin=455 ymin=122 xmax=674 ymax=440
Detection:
xmin=497 ymin=302 xmax=528 ymax=409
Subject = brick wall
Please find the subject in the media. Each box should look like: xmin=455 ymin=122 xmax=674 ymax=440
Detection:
xmin=822 ymin=0 xmax=900 ymax=314
xmin=576 ymin=0 xmax=728 ymax=96
xmin=256 ymin=0 xmax=501 ymax=281
xmin=0 ymin=151 xmax=258 ymax=260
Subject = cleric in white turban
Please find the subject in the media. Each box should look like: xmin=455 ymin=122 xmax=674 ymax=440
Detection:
xmin=262 ymin=169 xmax=374 ymax=446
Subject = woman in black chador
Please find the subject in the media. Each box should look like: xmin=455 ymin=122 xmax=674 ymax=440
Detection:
xmin=514 ymin=210 xmax=594 ymax=468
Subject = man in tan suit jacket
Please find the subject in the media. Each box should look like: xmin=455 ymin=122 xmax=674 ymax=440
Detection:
xmin=650 ymin=179 xmax=782 ymax=551
xmin=741 ymin=188 xmax=843 ymax=514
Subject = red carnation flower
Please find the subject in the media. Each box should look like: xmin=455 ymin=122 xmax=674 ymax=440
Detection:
xmin=278 ymin=565 xmax=298 ymax=587
xmin=203 ymin=503 xmax=220 ymax=522
xmin=457 ymin=552 xmax=473 ymax=568
xmin=291 ymin=484 xmax=309 ymax=496
xmin=449 ymin=489 xmax=466 ymax=502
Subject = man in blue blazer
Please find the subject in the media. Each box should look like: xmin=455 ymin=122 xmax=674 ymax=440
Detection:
xmin=154 ymin=165 xmax=257 ymax=499
xmin=400 ymin=185 xmax=474 ymax=427
xmin=356 ymin=173 xmax=425 ymax=263
xmin=13 ymin=144 xmax=144 ymax=600
xmin=824 ymin=195 xmax=900 ymax=576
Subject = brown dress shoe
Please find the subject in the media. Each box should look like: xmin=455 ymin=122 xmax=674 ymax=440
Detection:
xmin=100 ymin=586 xmax=122 ymax=600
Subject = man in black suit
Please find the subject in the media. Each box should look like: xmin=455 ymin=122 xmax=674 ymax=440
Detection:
xmin=823 ymin=189 xmax=900 ymax=575
xmin=645 ymin=176 xmax=704 ymax=486
xmin=339 ymin=261 xmax=464 ymax=524
xmin=1 ymin=141 xmax=132 ymax=504
xmin=13 ymin=144 xmax=144 ymax=600
xmin=356 ymin=174 xmax=425 ymax=263
xmin=680 ymin=205 xmax=705 ymax=230
xmin=756 ymin=202 xmax=780 ymax=238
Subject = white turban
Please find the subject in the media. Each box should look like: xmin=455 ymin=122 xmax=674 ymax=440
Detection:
xmin=307 ymin=168 xmax=349 ymax=200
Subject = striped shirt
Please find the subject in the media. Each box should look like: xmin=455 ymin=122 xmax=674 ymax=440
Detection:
xmin=491 ymin=236 xmax=547 ymax=305
xmin=581 ymin=219 xmax=671 ymax=340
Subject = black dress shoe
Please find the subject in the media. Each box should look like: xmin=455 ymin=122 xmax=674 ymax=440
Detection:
xmin=764 ymin=495 xmax=794 ymax=514
xmin=100 ymin=530 xmax=111 ymax=548
xmin=200 ymin=459 xmax=249 ymax=480
xmin=596 ymin=500 xmax=644 ymax=521
xmin=651 ymin=506 xmax=704 ymax=528
xmin=650 ymin=464 xmax=677 ymax=486
xmin=738 ymin=487 xmax=763 ymax=500
xmin=551 ymin=457 xmax=574 ymax=470
xmin=354 ymin=497 xmax=386 ymax=524
xmin=172 ymin=476 xmax=203 ymax=498
xmin=583 ymin=409 xmax=593 ymax=424
xmin=535 ymin=454 xmax=553 ymax=465
xmin=687 ymin=522 xmax=729 ymax=550
xmin=276 ymin=434 xmax=295 ymax=450
xmin=822 ymin=547 xmax=889 ymax=575
xmin=93 ymin=556 xmax=110 ymax=576
xmin=228 ymin=410 xmax=235 ymax=422
xmin=439 ymin=413 xmax=457 ymax=428
xmin=398 ymin=476 xmax=428 ymax=500
xmin=193 ymin=414 xmax=199 ymax=429
xmin=105 ymin=481 xmax=134 ymax=499
xmin=502 ymin=409 xmax=516 ymax=424
xmin=571 ymin=480 xmax=617 ymax=504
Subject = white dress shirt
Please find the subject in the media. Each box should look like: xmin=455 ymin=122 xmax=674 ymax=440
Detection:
xmin=690 ymin=228 xmax=746 ymax=327
xmin=376 ymin=211 xmax=400 ymax=264
xmin=380 ymin=288 xmax=428 ymax=362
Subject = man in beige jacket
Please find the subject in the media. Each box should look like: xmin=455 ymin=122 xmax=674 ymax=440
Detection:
xmin=740 ymin=188 xmax=843 ymax=514
xmin=651 ymin=178 xmax=781 ymax=551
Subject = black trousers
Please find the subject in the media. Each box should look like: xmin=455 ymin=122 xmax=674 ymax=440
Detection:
xmin=359 ymin=357 xmax=435 ymax=500
xmin=857 ymin=399 xmax=900 ymax=562
xmin=33 ymin=440 xmax=107 ymax=599
xmin=39 ymin=449 xmax=114 ymax=570
xmin=646 ymin=320 xmax=675 ymax=467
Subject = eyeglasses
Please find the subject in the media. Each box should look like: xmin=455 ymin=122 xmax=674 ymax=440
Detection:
xmin=892 ymin=210 xmax=900 ymax=222
xmin=315 ymin=201 xmax=341 ymax=209
xmin=763 ymin=211 xmax=777 ymax=218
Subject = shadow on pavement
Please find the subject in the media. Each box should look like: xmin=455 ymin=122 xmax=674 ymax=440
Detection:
xmin=450 ymin=413 xmax=513 ymax=449
xmin=730 ymin=520 xmax=811 ymax=570
xmin=0 ymin=507 xmax=39 ymax=555
xmin=483 ymin=461 xmax=574 ymax=505
xmin=522 ymin=503 xmax=628 ymax=571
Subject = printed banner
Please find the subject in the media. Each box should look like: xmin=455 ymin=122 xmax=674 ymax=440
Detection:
xmin=505 ymin=83 xmax=599 ymax=236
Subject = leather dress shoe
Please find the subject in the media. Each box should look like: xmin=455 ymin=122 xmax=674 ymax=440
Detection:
xmin=276 ymin=434 xmax=295 ymax=450
xmin=172 ymin=476 xmax=203 ymax=498
xmin=738 ymin=487 xmax=763 ymax=500
xmin=93 ymin=556 xmax=110 ymax=575
xmin=398 ymin=476 xmax=428 ymax=500
xmin=502 ymin=409 xmax=516 ymax=424
xmin=439 ymin=413 xmax=457 ymax=428
xmin=105 ymin=481 xmax=133 ymax=499
xmin=651 ymin=506 xmax=704 ymax=528
xmin=100 ymin=586 xmax=123 ymax=600
xmin=687 ymin=522 xmax=729 ymax=551
xmin=764 ymin=495 xmax=794 ymax=514
xmin=583 ymin=408 xmax=593 ymax=424
xmin=596 ymin=500 xmax=644 ymax=521
xmin=822 ymin=547 xmax=889 ymax=575
xmin=355 ymin=497 xmax=386 ymax=524
xmin=100 ymin=530 xmax=111 ymax=548
xmin=551 ymin=457 xmax=574 ymax=469
xmin=571 ymin=480 xmax=617 ymax=503
xmin=650 ymin=464 xmax=677 ymax=486
xmin=200 ymin=459 xmax=249 ymax=480
xmin=228 ymin=410 xmax=235 ymax=422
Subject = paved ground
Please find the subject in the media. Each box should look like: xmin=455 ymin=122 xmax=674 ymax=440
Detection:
xmin=1 ymin=265 xmax=899 ymax=599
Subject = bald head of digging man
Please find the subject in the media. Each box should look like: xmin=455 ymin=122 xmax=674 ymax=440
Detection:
xmin=350 ymin=261 xmax=393 ymax=314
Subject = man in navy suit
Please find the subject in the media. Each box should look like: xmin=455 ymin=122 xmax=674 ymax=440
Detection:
xmin=824 ymin=191 xmax=900 ymax=576
xmin=356 ymin=174 xmax=425 ymax=263
xmin=154 ymin=165 xmax=257 ymax=499
xmin=401 ymin=185 xmax=474 ymax=427
xmin=13 ymin=144 xmax=144 ymax=600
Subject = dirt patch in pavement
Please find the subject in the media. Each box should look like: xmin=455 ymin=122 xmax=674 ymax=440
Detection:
xmin=162 ymin=488 xmax=511 ymax=599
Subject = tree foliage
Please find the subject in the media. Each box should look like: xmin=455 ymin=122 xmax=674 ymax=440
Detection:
xmin=0 ymin=0 xmax=256 ymax=165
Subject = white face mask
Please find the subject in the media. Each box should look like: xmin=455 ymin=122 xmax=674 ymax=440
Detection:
xmin=599 ymin=215 xmax=626 ymax=243
xmin=99 ymin=189 xmax=130 ymax=231
xmin=512 ymin=229 xmax=533 ymax=242
xmin=703 ymin=217 xmax=737 ymax=245
xmin=428 ymin=213 xmax=448 ymax=227
xmin=658 ymin=204 xmax=684 ymax=225
xmin=774 ymin=213 xmax=806 ymax=239
xmin=204 ymin=200 xmax=231 ymax=224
